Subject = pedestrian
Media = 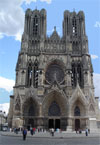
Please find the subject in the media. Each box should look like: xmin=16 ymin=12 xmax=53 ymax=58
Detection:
xmin=30 ymin=127 xmax=33 ymax=135
xmin=85 ymin=128 xmax=88 ymax=136
xmin=51 ymin=128 xmax=54 ymax=136
xmin=33 ymin=127 xmax=36 ymax=134
xmin=23 ymin=128 xmax=27 ymax=140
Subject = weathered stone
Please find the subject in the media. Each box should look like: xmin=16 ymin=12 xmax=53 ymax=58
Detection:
xmin=8 ymin=8 xmax=100 ymax=132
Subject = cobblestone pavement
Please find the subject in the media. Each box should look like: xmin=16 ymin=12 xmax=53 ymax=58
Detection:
xmin=0 ymin=131 xmax=100 ymax=145
xmin=1 ymin=131 xmax=100 ymax=138
xmin=0 ymin=134 xmax=100 ymax=145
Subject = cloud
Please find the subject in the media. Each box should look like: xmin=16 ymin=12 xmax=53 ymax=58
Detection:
xmin=15 ymin=32 xmax=22 ymax=42
xmin=25 ymin=0 xmax=37 ymax=4
xmin=0 ymin=33 xmax=4 ymax=39
xmin=91 ymin=54 xmax=98 ymax=59
xmin=94 ymin=21 xmax=100 ymax=27
xmin=0 ymin=76 xmax=15 ymax=92
xmin=0 ymin=0 xmax=24 ymax=41
xmin=40 ymin=0 xmax=52 ymax=4
xmin=0 ymin=103 xmax=9 ymax=115
xmin=0 ymin=0 xmax=52 ymax=42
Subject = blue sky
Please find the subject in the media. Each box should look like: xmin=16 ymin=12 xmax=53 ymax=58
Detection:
xmin=0 ymin=0 xmax=100 ymax=113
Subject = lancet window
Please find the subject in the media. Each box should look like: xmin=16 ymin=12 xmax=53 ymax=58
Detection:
xmin=71 ymin=61 xmax=84 ymax=87
xmin=72 ymin=17 xmax=77 ymax=36
xmin=27 ymin=63 xmax=33 ymax=86
xmin=74 ymin=106 xmax=80 ymax=116
xmin=33 ymin=15 xmax=39 ymax=36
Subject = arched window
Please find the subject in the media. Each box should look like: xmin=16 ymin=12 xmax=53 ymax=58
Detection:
xmin=71 ymin=61 xmax=84 ymax=88
xmin=28 ymin=105 xmax=35 ymax=116
xmin=33 ymin=15 xmax=38 ymax=36
xmin=74 ymin=106 xmax=80 ymax=116
xmin=48 ymin=101 xmax=61 ymax=116
xmin=15 ymin=103 xmax=20 ymax=111
xmin=33 ymin=59 xmax=38 ymax=88
xmin=27 ymin=63 xmax=33 ymax=86
xmin=72 ymin=17 xmax=77 ymax=36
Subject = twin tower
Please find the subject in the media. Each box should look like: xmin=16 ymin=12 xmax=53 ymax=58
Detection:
xmin=8 ymin=9 xmax=100 ymax=131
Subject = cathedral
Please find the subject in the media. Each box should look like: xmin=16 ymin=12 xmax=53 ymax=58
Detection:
xmin=8 ymin=8 xmax=100 ymax=131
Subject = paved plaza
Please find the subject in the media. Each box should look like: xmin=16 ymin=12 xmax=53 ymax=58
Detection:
xmin=0 ymin=131 xmax=100 ymax=145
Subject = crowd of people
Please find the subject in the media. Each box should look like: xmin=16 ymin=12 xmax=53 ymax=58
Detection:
xmin=8 ymin=127 xmax=90 ymax=140
xmin=75 ymin=128 xmax=90 ymax=136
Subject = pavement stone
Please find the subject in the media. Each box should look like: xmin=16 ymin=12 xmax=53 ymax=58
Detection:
xmin=1 ymin=131 xmax=100 ymax=139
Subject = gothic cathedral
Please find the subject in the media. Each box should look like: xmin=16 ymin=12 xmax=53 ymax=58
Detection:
xmin=8 ymin=8 xmax=100 ymax=131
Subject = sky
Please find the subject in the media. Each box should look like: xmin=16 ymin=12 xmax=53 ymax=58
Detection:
xmin=0 ymin=0 xmax=100 ymax=114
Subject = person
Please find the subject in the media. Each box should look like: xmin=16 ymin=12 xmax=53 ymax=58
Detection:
xmin=30 ymin=127 xmax=33 ymax=135
xmin=33 ymin=127 xmax=36 ymax=134
xmin=23 ymin=128 xmax=27 ymax=140
xmin=51 ymin=128 xmax=54 ymax=136
xmin=85 ymin=128 xmax=88 ymax=136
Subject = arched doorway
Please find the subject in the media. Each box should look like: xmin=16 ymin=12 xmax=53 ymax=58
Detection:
xmin=71 ymin=99 xmax=86 ymax=131
xmin=49 ymin=119 xmax=54 ymax=128
xmin=42 ymin=90 xmax=67 ymax=130
xmin=75 ymin=119 xmax=80 ymax=131
xmin=48 ymin=101 xmax=61 ymax=129
xmin=23 ymin=97 xmax=38 ymax=129
xmin=28 ymin=119 xmax=34 ymax=130
xmin=48 ymin=119 xmax=61 ymax=129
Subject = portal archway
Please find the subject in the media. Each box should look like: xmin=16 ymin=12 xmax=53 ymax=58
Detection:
xmin=75 ymin=119 xmax=80 ymax=131
xmin=22 ymin=97 xmax=38 ymax=129
xmin=42 ymin=91 xmax=67 ymax=116
xmin=71 ymin=99 xmax=87 ymax=130
xmin=42 ymin=91 xmax=68 ymax=130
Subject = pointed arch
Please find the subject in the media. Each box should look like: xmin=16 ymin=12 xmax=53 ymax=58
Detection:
xmin=74 ymin=106 xmax=80 ymax=116
xmin=22 ymin=97 xmax=39 ymax=117
xmin=69 ymin=85 xmax=88 ymax=116
xmin=71 ymin=99 xmax=86 ymax=116
xmin=42 ymin=90 xmax=68 ymax=116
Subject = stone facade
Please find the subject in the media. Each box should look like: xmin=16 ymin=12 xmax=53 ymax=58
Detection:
xmin=8 ymin=8 xmax=100 ymax=131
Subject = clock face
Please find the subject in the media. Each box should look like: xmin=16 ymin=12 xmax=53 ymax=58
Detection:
xmin=45 ymin=64 xmax=64 ymax=84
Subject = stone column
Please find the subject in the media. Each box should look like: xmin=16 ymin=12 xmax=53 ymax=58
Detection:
xmin=39 ymin=103 xmax=42 ymax=117
xmin=8 ymin=95 xmax=14 ymax=127
xmin=67 ymin=118 xmax=73 ymax=132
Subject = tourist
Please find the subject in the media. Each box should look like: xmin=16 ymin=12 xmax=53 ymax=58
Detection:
xmin=51 ymin=128 xmax=54 ymax=136
xmin=85 ymin=128 xmax=88 ymax=136
xmin=30 ymin=127 xmax=33 ymax=135
xmin=23 ymin=128 xmax=27 ymax=140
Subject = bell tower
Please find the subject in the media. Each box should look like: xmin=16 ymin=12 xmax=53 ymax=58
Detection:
xmin=24 ymin=8 xmax=46 ymax=39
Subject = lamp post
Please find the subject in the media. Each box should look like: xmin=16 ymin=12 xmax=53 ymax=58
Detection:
xmin=0 ymin=111 xmax=6 ymax=131
xmin=0 ymin=110 xmax=3 ymax=131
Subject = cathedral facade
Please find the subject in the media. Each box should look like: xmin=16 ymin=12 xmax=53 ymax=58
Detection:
xmin=8 ymin=8 xmax=100 ymax=131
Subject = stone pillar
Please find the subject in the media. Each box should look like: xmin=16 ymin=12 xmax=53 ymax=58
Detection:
xmin=89 ymin=118 xmax=98 ymax=132
xmin=8 ymin=95 xmax=14 ymax=127
xmin=39 ymin=103 xmax=42 ymax=117
xmin=67 ymin=118 xmax=72 ymax=132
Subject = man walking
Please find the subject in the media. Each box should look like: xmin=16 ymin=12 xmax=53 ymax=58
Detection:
xmin=23 ymin=128 xmax=27 ymax=140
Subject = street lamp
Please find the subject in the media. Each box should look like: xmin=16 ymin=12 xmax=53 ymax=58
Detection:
xmin=0 ymin=110 xmax=3 ymax=131
xmin=0 ymin=110 xmax=6 ymax=131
